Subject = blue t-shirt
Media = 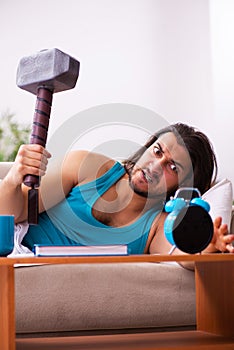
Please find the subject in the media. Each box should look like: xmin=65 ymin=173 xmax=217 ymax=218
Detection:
xmin=22 ymin=162 xmax=162 ymax=254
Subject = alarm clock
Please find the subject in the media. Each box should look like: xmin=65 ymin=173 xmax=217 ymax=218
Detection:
xmin=164 ymin=188 xmax=214 ymax=254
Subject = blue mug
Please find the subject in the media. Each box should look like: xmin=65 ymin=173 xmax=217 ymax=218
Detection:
xmin=0 ymin=215 xmax=14 ymax=256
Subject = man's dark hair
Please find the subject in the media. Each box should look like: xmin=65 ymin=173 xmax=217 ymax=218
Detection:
xmin=123 ymin=123 xmax=217 ymax=195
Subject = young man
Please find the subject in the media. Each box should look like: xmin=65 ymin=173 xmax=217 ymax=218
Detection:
xmin=0 ymin=123 xmax=233 ymax=256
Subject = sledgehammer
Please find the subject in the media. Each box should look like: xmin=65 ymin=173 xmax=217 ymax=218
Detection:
xmin=16 ymin=48 xmax=80 ymax=224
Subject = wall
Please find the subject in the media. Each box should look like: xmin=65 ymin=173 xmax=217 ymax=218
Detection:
xmin=209 ymin=0 xmax=234 ymax=186
xmin=0 ymin=0 xmax=233 ymax=187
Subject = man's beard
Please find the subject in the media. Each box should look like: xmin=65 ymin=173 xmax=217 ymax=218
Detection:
xmin=127 ymin=169 xmax=166 ymax=200
xmin=126 ymin=164 xmax=176 ymax=205
xmin=128 ymin=178 xmax=149 ymax=198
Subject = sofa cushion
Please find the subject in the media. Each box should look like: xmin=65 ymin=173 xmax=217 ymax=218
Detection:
xmin=15 ymin=262 xmax=195 ymax=334
xmin=202 ymin=178 xmax=233 ymax=230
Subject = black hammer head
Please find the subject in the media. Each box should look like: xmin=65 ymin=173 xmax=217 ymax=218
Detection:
xmin=16 ymin=48 xmax=80 ymax=95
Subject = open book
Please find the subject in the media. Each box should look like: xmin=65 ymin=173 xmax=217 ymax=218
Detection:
xmin=34 ymin=244 xmax=129 ymax=256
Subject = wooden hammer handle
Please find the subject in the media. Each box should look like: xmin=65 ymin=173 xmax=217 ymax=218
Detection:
xmin=24 ymin=87 xmax=53 ymax=225
xmin=24 ymin=87 xmax=53 ymax=188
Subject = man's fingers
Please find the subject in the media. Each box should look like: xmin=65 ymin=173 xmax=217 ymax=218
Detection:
xmin=226 ymin=243 xmax=234 ymax=253
xmin=214 ymin=216 xmax=222 ymax=229
xmin=219 ymin=223 xmax=228 ymax=236
xmin=218 ymin=234 xmax=234 ymax=252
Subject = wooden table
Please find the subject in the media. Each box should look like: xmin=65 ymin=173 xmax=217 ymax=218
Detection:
xmin=0 ymin=254 xmax=233 ymax=350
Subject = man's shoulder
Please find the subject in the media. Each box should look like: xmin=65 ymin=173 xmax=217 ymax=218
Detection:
xmin=67 ymin=150 xmax=117 ymax=181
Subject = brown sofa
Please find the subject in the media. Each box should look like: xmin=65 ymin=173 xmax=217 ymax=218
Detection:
xmin=15 ymin=261 xmax=197 ymax=336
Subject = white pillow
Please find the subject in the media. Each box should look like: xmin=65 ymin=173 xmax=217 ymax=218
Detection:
xmin=202 ymin=178 xmax=233 ymax=230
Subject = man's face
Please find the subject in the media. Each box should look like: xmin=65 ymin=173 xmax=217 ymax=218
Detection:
xmin=129 ymin=132 xmax=192 ymax=199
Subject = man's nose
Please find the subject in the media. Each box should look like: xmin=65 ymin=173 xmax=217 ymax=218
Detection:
xmin=149 ymin=157 xmax=167 ymax=176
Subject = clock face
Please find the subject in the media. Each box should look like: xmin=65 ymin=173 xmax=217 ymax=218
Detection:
xmin=172 ymin=206 xmax=214 ymax=254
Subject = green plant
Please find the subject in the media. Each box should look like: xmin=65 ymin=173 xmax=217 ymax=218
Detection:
xmin=0 ymin=111 xmax=31 ymax=161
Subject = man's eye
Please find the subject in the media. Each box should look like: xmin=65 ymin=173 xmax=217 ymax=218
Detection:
xmin=153 ymin=146 xmax=162 ymax=157
xmin=169 ymin=163 xmax=178 ymax=173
